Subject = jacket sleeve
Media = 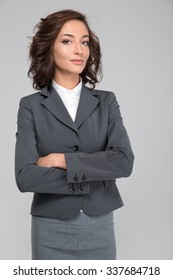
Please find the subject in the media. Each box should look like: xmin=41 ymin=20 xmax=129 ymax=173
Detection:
xmin=65 ymin=92 xmax=134 ymax=184
xmin=15 ymin=98 xmax=90 ymax=194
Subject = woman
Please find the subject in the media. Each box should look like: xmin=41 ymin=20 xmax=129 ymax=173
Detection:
xmin=15 ymin=9 xmax=134 ymax=260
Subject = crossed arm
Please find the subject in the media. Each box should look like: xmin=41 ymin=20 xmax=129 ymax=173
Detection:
xmin=15 ymin=92 xmax=134 ymax=194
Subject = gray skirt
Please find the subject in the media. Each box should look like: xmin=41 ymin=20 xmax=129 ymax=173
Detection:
xmin=31 ymin=211 xmax=116 ymax=260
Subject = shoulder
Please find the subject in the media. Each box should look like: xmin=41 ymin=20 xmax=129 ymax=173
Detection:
xmin=20 ymin=91 xmax=42 ymax=104
xmin=19 ymin=86 xmax=48 ymax=107
xmin=89 ymin=87 xmax=117 ymax=104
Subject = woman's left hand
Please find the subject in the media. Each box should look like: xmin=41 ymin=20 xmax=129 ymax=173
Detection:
xmin=37 ymin=153 xmax=67 ymax=169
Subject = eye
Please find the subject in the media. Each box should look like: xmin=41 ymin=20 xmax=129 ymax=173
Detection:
xmin=82 ymin=41 xmax=89 ymax=46
xmin=62 ymin=40 xmax=72 ymax=45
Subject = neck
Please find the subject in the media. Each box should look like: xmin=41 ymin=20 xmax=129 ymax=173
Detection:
xmin=53 ymin=73 xmax=80 ymax=90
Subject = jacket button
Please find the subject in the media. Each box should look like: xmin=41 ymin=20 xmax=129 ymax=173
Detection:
xmin=69 ymin=185 xmax=75 ymax=193
xmin=73 ymin=174 xmax=78 ymax=182
xmin=106 ymin=150 xmax=116 ymax=160
xmin=78 ymin=185 xmax=83 ymax=193
xmin=82 ymin=174 xmax=86 ymax=181
xmin=73 ymin=145 xmax=79 ymax=151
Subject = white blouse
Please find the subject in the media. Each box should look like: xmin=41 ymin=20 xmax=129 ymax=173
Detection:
xmin=52 ymin=79 xmax=82 ymax=122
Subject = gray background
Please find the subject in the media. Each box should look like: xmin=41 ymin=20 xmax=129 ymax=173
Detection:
xmin=0 ymin=0 xmax=172 ymax=259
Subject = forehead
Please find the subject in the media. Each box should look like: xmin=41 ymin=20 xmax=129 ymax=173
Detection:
xmin=59 ymin=19 xmax=89 ymax=36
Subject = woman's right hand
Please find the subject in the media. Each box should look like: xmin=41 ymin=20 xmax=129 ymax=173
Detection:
xmin=37 ymin=154 xmax=55 ymax=168
xmin=37 ymin=153 xmax=67 ymax=169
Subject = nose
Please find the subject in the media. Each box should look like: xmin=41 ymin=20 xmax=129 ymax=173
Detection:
xmin=73 ymin=42 xmax=83 ymax=55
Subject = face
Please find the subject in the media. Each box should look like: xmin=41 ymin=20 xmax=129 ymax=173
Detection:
xmin=52 ymin=19 xmax=90 ymax=79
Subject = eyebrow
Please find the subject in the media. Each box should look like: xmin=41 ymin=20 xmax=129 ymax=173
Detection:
xmin=60 ymin=34 xmax=89 ymax=39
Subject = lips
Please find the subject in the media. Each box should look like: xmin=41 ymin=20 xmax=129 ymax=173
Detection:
xmin=71 ymin=60 xmax=84 ymax=65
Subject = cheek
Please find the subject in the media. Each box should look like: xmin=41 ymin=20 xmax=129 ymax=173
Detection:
xmin=53 ymin=48 xmax=69 ymax=67
xmin=53 ymin=47 xmax=62 ymax=59
xmin=86 ymin=49 xmax=90 ymax=60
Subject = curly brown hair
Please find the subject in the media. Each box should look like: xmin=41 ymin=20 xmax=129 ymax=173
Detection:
xmin=27 ymin=9 xmax=102 ymax=90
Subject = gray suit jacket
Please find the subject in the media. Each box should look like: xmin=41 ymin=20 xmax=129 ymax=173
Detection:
xmin=15 ymin=84 xmax=134 ymax=218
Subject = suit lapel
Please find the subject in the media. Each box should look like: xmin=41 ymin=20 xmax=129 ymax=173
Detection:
xmin=75 ymin=85 xmax=99 ymax=129
xmin=41 ymin=85 xmax=78 ymax=133
xmin=40 ymin=84 xmax=99 ymax=133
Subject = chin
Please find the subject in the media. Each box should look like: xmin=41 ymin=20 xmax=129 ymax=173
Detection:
xmin=70 ymin=69 xmax=84 ymax=75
